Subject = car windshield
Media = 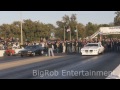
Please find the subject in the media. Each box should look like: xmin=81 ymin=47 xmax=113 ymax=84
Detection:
xmin=86 ymin=44 xmax=98 ymax=46
xmin=25 ymin=46 xmax=37 ymax=49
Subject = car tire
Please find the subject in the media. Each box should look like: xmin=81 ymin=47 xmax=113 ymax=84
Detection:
xmin=21 ymin=54 xmax=23 ymax=57
xmin=96 ymin=51 xmax=99 ymax=55
xmin=10 ymin=52 xmax=13 ymax=56
xmin=32 ymin=52 xmax=36 ymax=56
xmin=41 ymin=51 xmax=44 ymax=55
xmin=101 ymin=51 xmax=104 ymax=54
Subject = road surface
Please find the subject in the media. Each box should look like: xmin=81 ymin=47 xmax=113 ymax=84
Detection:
xmin=0 ymin=52 xmax=120 ymax=79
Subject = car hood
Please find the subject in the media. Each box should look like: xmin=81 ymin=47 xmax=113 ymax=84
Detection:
xmin=81 ymin=46 xmax=99 ymax=50
xmin=20 ymin=49 xmax=34 ymax=52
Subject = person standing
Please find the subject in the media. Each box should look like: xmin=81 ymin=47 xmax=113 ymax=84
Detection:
xmin=62 ymin=41 xmax=66 ymax=53
xmin=56 ymin=41 xmax=59 ymax=53
xmin=78 ymin=40 xmax=82 ymax=53
xmin=47 ymin=41 xmax=54 ymax=57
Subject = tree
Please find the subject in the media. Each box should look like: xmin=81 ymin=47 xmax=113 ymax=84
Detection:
xmin=56 ymin=14 xmax=81 ymax=40
xmin=77 ymin=23 xmax=86 ymax=38
xmin=114 ymin=11 xmax=120 ymax=26
xmin=85 ymin=22 xmax=99 ymax=37
xmin=56 ymin=15 xmax=70 ymax=40
xmin=99 ymin=24 xmax=111 ymax=27
xmin=0 ymin=24 xmax=11 ymax=39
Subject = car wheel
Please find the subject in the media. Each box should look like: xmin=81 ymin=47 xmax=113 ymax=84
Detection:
xmin=21 ymin=54 xmax=23 ymax=57
xmin=81 ymin=53 xmax=83 ymax=56
xmin=7 ymin=52 xmax=11 ymax=56
xmin=97 ymin=51 xmax=99 ymax=55
xmin=41 ymin=51 xmax=44 ymax=55
xmin=10 ymin=53 xmax=13 ymax=56
xmin=32 ymin=52 xmax=36 ymax=56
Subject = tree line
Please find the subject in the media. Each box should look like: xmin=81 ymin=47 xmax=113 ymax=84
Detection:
xmin=0 ymin=11 xmax=120 ymax=42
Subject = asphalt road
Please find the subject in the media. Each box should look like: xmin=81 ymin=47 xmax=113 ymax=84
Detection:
xmin=0 ymin=52 xmax=120 ymax=79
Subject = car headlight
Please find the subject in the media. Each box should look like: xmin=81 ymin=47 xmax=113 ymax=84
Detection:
xmin=18 ymin=51 xmax=21 ymax=53
xmin=28 ymin=51 xmax=32 ymax=53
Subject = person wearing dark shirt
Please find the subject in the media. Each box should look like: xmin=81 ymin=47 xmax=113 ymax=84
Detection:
xmin=47 ymin=42 xmax=54 ymax=57
xmin=78 ymin=40 xmax=82 ymax=53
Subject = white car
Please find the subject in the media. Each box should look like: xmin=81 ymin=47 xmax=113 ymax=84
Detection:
xmin=81 ymin=42 xmax=104 ymax=55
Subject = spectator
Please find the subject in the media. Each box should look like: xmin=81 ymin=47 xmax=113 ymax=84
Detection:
xmin=47 ymin=42 xmax=54 ymax=57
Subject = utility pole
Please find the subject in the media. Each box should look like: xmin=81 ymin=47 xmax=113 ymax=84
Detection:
xmin=76 ymin=25 xmax=78 ymax=40
xmin=64 ymin=26 xmax=66 ymax=41
xmin=62 ymin=20 xmax=66 ymax=41
xmin=70 ymin=27 xmax=71 ymax=41
xmin=20 ymin=11 xmax=23 ymax=45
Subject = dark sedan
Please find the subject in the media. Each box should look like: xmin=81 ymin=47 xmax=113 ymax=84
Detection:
xmin=18 ymin=45 xmax=45 ymax=57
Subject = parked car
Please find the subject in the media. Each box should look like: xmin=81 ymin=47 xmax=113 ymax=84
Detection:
xmin=18 ymin=45 xmax=45 ymax=57
xmin=5 ymin=48 xmax=15 ymax=56
xmin=81 ymin=42 xmax=105 ymax=55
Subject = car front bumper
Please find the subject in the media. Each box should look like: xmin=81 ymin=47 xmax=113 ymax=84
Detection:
xmin=81 ymin=51 xmax=98 ymax=55
xmin=20 ymin=52 xmax=34 ymax=56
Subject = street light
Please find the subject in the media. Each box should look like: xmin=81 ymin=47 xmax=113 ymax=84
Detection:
xmin=20 ymin=11 xmax=23 ymax=45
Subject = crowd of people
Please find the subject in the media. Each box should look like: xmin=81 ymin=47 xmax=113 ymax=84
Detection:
xmin=1 ymin=37 xmax=120 ymax=56
xmin=101 ymin=38 xmax=120 ymax=53
xmin=24 ymin=38 xmax=120 ymax=55
xmin=0 ymin=37 xmax=20 ymax=50
xmin=44 ymin=38 xmax=120 ymax=54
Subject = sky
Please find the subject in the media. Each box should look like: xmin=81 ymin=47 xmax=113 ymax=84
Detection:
xmin=0 ymin=11 xmax=116 ymax=26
